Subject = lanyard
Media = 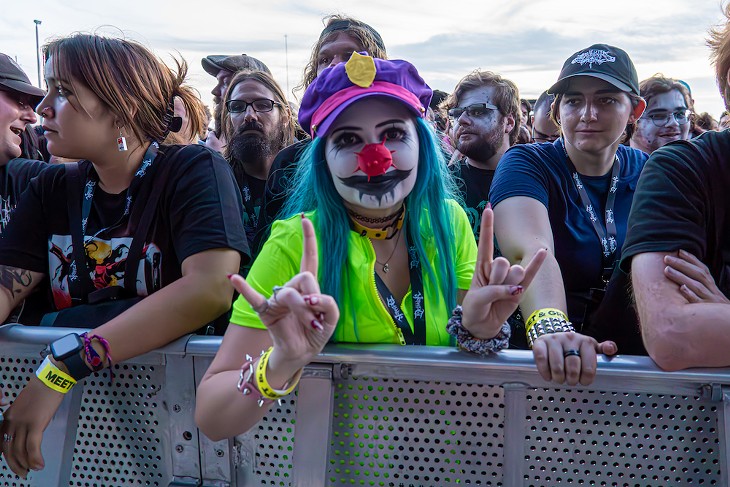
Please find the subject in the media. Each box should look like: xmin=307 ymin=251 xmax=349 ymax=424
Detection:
xmin=373 ymin=228 xmax=427 ymax=345
xmin=560 ymin=138 xmax=620 ymax=283
xmin=240 ymin=180 xmax=259 ymax=235
xmin=67 ymin=142 xmax=160 ymax=302
xmin=81 ymin=142 xmax=159 ymax=236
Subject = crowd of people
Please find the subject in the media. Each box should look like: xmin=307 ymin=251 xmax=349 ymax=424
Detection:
xmin=0 ymin=7 xmax=729 ymax=478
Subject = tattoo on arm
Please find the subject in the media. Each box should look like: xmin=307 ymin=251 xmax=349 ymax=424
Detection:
xmin=0 ymin=266 xmax=33 ymax=296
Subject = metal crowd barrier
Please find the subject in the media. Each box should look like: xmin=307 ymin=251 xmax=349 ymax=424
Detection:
xmin=0 ymin=323 xmax=728 ymax=486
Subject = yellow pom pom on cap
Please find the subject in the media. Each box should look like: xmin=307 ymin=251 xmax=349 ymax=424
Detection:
xmin=345 ymin=52 xmax=377 ymax=88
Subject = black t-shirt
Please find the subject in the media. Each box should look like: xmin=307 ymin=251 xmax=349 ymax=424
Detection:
xmin=0 ymin=144 xmax=248 ymax=318
xmin=621 ymin=130 xmax=730 ymax=291
xmin=0 ymin=158 xmax=47 ymax=232
xmin=230 ymin=163 xmax=266 ymax=251
xmin=252 ymin=139 xmax=309 ymax=255
xmin=451 ymin=159 xmax=495 ymax=243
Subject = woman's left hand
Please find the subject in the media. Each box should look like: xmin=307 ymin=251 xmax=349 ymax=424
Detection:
xmin=461 ymin=206 xmax=547 ymax=338
xmin=1 ymin=377 xmax=64 ymax=478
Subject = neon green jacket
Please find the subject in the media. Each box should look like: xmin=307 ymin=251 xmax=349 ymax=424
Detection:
xmin=230 ymin=200 xmax=476 ymax=345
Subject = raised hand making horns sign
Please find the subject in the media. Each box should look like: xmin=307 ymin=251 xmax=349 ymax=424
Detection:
xmin=461 ymin=206 xmax=547 ymax=339
xmin=230 ymin=215 xmax=339 ymax=376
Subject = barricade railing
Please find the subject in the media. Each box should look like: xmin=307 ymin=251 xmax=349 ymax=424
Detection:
xmin=0 ymin=323 xmax=728 ymax=486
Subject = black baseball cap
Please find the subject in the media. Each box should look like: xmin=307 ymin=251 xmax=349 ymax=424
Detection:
xmin=201 ymin=54 xmax=271 ymax=77
xmin=548 ymin=44 xmax=640 ymax=97
xmin=0 ymin=53 xmax=45 ymax=104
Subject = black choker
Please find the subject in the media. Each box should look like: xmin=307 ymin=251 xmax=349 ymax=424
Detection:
xmin=347 ymin=205 xmax=404 ymax=225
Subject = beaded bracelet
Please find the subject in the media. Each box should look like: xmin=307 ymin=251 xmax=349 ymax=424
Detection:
xmin=526 ymin=316 xmax=576 ymax=348
xmin=446 ymin=306 xmax=510 ymax=356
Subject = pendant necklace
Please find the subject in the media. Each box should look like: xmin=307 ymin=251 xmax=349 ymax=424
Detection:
xmin=375 ymin=227 xmax=402 ymax=273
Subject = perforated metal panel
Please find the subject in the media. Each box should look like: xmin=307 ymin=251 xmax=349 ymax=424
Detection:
xmin=328 ymin=377 xmax=505 ymax=487
xmin=0 ymin=355 xmax=40 ymax=487
xmin=70 ymin=363 xmax=170 ymax=486
xmin=251 ymin=392 xmax=298 ymax=485
xmin=524 ymin=389 xmax=721 ymax=486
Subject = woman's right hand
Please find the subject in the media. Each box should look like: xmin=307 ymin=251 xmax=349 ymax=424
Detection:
xmin=532 ymin=332 xmax=617 ymax=386
xmin=230 ymin=215 xmax=339 ymax=378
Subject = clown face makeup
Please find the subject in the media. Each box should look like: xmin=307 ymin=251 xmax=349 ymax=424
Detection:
xmin=325 ymin=97 xmax=419 ymax=215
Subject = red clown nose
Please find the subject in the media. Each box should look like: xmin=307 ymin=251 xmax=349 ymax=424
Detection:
xmin=355 ymin=139 xmax=395 ymax=181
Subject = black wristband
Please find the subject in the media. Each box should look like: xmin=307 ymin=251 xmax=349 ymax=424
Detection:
xmin=61 ymin=351 xmax=94 ymax=382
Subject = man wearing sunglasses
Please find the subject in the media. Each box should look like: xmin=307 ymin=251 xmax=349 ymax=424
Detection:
xmin=440 ymin=70 xmax=519 ymax=241
xmin=220 ymin=70 xmax=295 ymax=265
xmin=630 ymin=75 xmax=692 ymax=154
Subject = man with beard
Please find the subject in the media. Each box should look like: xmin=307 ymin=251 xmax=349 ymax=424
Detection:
xmin=440 ymin=71 xmax=520 ymax=241
xmin=630 ymin=75 xmax=692 ymax=154
xmin=220 ymin=70 xmax=295 ymax=268
xmin=202 ymin=54 xmax=271 ymax=153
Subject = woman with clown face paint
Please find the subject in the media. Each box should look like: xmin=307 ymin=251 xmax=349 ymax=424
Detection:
xmin=195 ymin=53 xmax=546 ymax=439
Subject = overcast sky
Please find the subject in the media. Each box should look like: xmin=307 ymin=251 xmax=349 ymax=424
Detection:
xmin=3 ymin=0 xmax=729 ymax=117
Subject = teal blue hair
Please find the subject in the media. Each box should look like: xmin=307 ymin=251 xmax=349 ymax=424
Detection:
xmin=282 ymin=118 xmax=459 ymax=340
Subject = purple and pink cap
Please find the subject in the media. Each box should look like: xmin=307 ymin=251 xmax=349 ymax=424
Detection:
xmin=298 ymin=52 xmax=432 ymax=138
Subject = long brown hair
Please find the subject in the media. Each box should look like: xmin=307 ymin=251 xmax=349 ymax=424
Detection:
xmin=295 ymin=14 xmax=388 ymax=97
xmin=221 ymin=70 xmax=296 ymax=160
xmin=43 ymin=34 xmax=204 ymax=145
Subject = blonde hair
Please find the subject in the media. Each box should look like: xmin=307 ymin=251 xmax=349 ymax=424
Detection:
xmin=295 ymin=14 xmax=387 ymax=96
xmin=708 ymin=3 xmax=730 ymax=109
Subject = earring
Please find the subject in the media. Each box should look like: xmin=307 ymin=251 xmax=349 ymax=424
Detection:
xmin=117 ymin=126 xmax=128 ymax=152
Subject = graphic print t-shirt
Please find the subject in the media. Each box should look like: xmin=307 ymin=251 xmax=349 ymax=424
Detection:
xmin=0 ymin=144 xmax=248 ymax=311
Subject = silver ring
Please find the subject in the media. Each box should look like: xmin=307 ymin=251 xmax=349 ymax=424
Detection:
xmin=563 ymin=349 xmax=581 ymax=358
xmin=271 ymin=285 xmax=284 ymax=303
xmin=252 ymin=299 xmax=270 ymax=315
xmin=3 ymin=433 xmax=13 ymax=442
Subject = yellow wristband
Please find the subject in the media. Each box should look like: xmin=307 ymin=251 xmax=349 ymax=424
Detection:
xmin=35 ymin=356 xmax=77 ymax=393
xmin=525 ymin=308 xmax=568 ymax=333
xmin=255 ymin=347 xmax=302 ymax=400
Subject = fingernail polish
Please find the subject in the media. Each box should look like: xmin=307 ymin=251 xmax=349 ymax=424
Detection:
xmin=300 ymin=212 xmax=306 ymax=219
xmin=486 ymin=202 xmax=492 ymax=209
xmin=226 ymin=274 xmax=234 ymax=279
xmin=310 ymin=295 xmax=319 ymax=305
xmin=311 ymin=320 xmax=324 ymax=331
xmin=510 ymin=285 xmax=524 ymax=295
xmin=317 ymin=312 xmax=325 ymax=321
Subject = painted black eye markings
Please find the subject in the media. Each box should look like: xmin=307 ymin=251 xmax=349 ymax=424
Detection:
xmin=338 ymin=169 xmax=413 ymax=204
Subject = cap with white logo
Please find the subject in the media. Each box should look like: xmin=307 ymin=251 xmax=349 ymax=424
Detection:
xmin=548 ymin=44 xmax=639 ymax=96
